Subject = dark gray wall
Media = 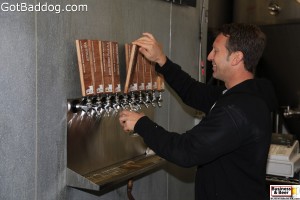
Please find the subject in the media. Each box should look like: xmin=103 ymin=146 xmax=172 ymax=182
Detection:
xmin=233 ymin=0 xmax=300 ymax=25
xmin=208 ymin=0 xmax=233 ymax=29
xmin=0 ymin=0 xmax=203 ymax=199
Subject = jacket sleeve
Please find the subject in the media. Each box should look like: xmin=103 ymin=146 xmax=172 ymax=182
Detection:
xmin=134 ymin=104 xmax=242 ymax=167
xmin=155 ymin=58 xmax=224 ymax=113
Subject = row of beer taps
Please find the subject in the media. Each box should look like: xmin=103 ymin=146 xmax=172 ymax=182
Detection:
xmin=68 ymin=90 xmax=163 ymax=117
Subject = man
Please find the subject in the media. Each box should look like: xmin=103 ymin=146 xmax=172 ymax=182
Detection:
xmin=119 ymin=23 xmax=277 ymax=200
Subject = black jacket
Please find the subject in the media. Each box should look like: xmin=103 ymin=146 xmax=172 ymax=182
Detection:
xmin=134 ymin=58 xmax=277 ymax=200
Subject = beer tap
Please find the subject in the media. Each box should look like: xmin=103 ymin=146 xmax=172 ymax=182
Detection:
xmin=75 ymin=98 xmax=87 ymax=114
xmin=112 ymin=93 xmax=121 ymax=115
xmin=139 ymin=91 xmax=149 ymax=108
xmin=121 ymin=94 xmax=130 ymax=110
xmin=104 ymin=94 xmax=113 ymax=116
xmin=95 ymin=95 xmax=105 ymax=117
xmin=89 ymin=97 xmax=99 ymax=118
xmin=151 ymin=90 xmax=156 ymax=107
xmin=84 ymin=97 xmax=99 ymax=117
xmin=76 ymin=97 xmax=92 ymax=116
xmin=144 ymin=91 xmax=151 ymax=107
xmin=129 ymin=92 xmax=141 ymax=111
xmin=157 ymin=91 xmax=163 ymax=107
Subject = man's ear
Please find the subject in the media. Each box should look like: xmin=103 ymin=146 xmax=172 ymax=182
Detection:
xmin=231 ymin=51 xmax=244 ymax=66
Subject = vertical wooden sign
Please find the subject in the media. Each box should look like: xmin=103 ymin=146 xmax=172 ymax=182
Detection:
xmin=76 ymin=39 xmax=95 ymax=96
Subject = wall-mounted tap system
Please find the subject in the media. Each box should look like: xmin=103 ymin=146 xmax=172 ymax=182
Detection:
xmin=66 ymin=93 xmax=165 ymax=191
xmin=66 ymin=40 xmax=166 ymax=192
xmin=68 ymin=91 xmax=163 ymax=117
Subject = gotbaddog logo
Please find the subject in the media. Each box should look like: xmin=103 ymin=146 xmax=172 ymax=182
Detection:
xmin=270 ymin=185 xmax=300 ymax=199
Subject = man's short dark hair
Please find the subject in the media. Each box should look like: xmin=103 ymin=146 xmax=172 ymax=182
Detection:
xmin=219 ymin=23 xmax=266 ymax=73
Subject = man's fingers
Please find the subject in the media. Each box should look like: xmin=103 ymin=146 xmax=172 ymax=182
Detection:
xmin=139 ymin=47 xmax=150 ymax=58
xmin=119 ymin=115 xmax=125 ymax=123
xmin=120 ymin=110 xmax=132 ymax=115
xmin=142 ymin=32 xmax=155 ymax=40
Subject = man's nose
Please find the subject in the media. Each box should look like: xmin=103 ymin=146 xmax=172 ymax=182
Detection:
xmin=207 ymin=51 xmax=213 ymax=61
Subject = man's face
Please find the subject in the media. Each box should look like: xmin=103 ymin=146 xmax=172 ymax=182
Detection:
xmin=207 ymin=34 xmax=233 ymax=82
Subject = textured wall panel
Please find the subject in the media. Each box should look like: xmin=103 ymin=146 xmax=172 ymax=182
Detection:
xmin=35 ymin=0 xmax=171 ymax=199
xmin=166 ymin=1 xmax=202 ymax=200
xmin=0 ymin=0 xmax=202 ymax=199
xmin=0 ymin=0 xmax=36 ymax=199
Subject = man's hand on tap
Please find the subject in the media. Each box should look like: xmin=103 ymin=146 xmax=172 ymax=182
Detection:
xmin=132 ymin=33 xmax=167 ymax=67
xmin=119 ymin=33 xmax=164 ymax=133
xmin=119 ymin=110 xmax=145 ymax=132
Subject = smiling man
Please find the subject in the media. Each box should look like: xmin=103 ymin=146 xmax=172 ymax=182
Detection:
xmin=119 ymin=23 xmax=278 ymax=200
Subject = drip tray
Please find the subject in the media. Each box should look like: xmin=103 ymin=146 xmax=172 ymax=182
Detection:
xmin=67 ymin=154 xmax=165 ymax=191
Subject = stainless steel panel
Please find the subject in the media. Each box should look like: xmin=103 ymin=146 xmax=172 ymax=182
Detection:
xmin=67 ymin=105 xmax=152 ymax=175
xmin=67 ymin=102 xmax=165 ymax=190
